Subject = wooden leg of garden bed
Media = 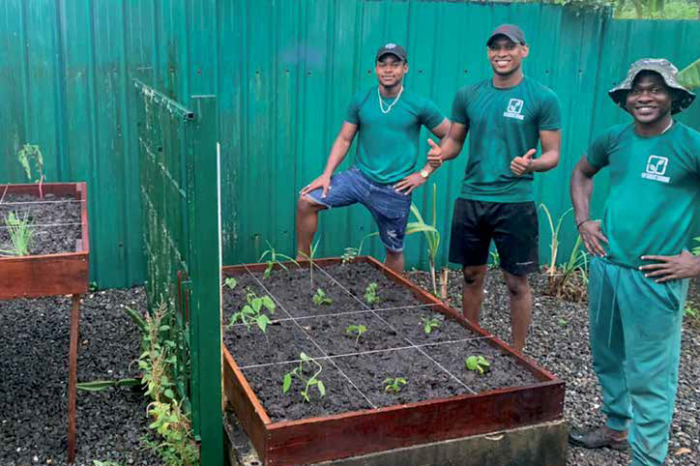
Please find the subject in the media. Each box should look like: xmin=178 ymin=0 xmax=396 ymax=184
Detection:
xmin=67 ymin=294 xmax=81 ymax=464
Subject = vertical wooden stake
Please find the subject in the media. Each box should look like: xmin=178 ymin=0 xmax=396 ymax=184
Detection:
xmin=67 ymin=294 xmax=81 ymax=464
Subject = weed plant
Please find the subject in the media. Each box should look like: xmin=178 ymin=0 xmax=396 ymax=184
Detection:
xmin=0 ymin=211 xmax=34 ymax=256
xmin=384 ymin=377 xmax=407 ymax=394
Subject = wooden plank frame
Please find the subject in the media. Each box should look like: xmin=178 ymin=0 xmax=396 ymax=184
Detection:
xmin=222 ymin=256 xmax=565 ymax=466
xmin=0 ymin=182 xmax=89 ymax=299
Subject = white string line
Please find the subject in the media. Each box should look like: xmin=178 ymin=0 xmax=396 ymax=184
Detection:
xmin=0 ymin=199 xmax=84 ymax=206
xmin=239 ymin=335 xmax=491 ymax=370
xmin=240 ymin=265 xmax=378 ymax=409
xmin=0 ymin=222 xmax=82 ymax=230
xmin=315 ymin=263 xmax=477 ymax=395
xmin=226 ymin=302 xmax=442 ymax=329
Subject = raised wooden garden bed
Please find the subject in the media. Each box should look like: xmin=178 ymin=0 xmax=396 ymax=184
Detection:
xmin=222 ymin=257 xmax=565 ymax=466
xmin=0 ymin=182 xmax=89 ymax=299
xmin=0 ymin=181 xmax=89 ymax=464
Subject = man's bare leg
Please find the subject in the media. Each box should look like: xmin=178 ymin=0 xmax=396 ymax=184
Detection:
xmin=384 ymin=249 xmax=405 ymax=274
xmin=462 ymin=265 xmax=488 ymax=323
xmin=502 ymin=271 xmax=531 ymax=352
xmin=296 ymin=195 xmax=326 ymax=260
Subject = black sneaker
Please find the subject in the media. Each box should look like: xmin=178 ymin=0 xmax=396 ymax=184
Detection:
xmin=569 ymin=426 xmax=629 ymax=451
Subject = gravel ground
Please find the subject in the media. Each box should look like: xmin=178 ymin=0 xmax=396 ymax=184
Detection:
xmin=0 ymin=288 xmax=161 ymax=466
xmin=408 ymin=268 xmax=700 ymax=466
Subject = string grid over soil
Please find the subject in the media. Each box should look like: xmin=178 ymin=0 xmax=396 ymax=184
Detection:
xmin=0 ymin=193 xmax=82 ymax=255
xmin=222 ymin=261 xmax=542 ymax=424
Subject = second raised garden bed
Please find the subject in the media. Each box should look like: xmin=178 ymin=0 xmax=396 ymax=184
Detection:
xmin=222 ymin=257 xmax=565 ymax=466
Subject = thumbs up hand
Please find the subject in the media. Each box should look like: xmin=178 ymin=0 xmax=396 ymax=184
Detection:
xmin=510 ymin=148 xmax=536 ymax=176
xmin=427 ymin=139 xmax=443 ymax=169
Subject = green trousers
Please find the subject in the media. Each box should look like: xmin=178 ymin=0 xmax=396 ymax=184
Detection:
xmin=589 ymin=257 xmax=688 ymax=466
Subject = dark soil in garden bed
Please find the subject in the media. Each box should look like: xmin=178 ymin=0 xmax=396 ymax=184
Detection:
xmin=223 ymin=261 xmax=544 ymax=424
xmin=408 ymin=267 xmax=700 ymax=466
xmin=0 ymin=193 xmax=82 ymax=256
xmin=0 ymin=288 xmax=161 ymax=466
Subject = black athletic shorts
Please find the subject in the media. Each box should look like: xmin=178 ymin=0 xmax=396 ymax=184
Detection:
xmin=448 ymin=198 xmax=539 ymax=276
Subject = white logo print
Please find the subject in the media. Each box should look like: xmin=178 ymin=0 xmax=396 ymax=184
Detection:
xmin=641 ymin=155 xmax=670 ymax=183
xmin=503 ymin=99 xmax=525 ymax=120
xmin=385 ymin=43 xmax=397 ymax=49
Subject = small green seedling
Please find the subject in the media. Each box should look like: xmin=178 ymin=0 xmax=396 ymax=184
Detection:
xmin=299 ymin=239 xmax=320 ymax=287
xmin=228 ymin=292 xmax=276 ymax=333
xmin=18 ymin=144 xmax=45 ymax=198
xmin=0 ymin=211 xmax=34 ymax=256
xmin=312 ymin=288 xmax=333 ymax=306
xmin=345 ymin=324 xmax=367 ymax=344
xmin=259 ymin=241 xmax=298 ymax=279
xmin=421 ymin=317 xmax=440 ymax=334
xmin=383 ymin=377 xmax=407 ymax=394
xmin=364 ymin=282 xmax=379 ymax=305
xmin=283 ymin=352 xmax=326 ymax=402
xmin=465 ymin=355 xmax=491 ymax=375
xmin=341 ymin=247 xmax=359 ymax=264
xmin=684 ymin=305 xmax=699 ymax=323
xmin=224 ymin=277 xmax=237 ymax=290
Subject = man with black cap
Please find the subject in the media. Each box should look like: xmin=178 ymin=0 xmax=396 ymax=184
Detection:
xmin=569 ymin=58 xmax=699 ymax=466
xmin=296 ymin=43 xmax=449 ymax=273
xmin=425 ymin=24 xmax=562 ymax=351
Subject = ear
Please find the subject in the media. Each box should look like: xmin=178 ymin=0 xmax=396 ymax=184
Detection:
xmin=521 ymin=45 xmax=530 ymax=58
xmin=403 ymin=62 xmax=410 ymax=74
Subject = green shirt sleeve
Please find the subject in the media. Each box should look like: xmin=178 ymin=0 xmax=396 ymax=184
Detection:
xmin=537 ymin=91 xmax=561 ymax=131
xmin=450 ymin=88 xmax=469 ymax=125
xmin=586 ymin=130 xmax=612 ymax=170
xmin=345 ymin=92 xmax=360 ymax=125
xmin=421 ymin=98 xmax=445 ymax=130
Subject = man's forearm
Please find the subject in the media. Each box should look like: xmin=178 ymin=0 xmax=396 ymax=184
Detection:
xmin=570 ymin=169 xmax=594 ymax=225
xmin=322 ymin=139 xmax=351 ymax=176
xmin=531 ymin=150 xmax=559 ymax=173
xmin=440 ymin=137 xmax=464 ymax=162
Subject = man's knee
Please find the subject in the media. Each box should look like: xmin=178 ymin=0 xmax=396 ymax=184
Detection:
xmin=298 ymin=195 xmax=323 ymax=214
xmin=462 ymin=266 xmax=486 ymax=287
xmin=503 ymin=272 xmax=529 ymax=297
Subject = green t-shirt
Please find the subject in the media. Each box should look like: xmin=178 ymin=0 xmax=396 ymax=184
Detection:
xmin=346 ymin=87 xmax=444 ymax=184
xmin=451 ymin=77 xmax=561 ymax=202
xmin=587 ymin=122 xmax=700 ymax=269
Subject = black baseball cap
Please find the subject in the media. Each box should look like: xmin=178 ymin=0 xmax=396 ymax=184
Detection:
xmin=375 ymin=43 xmax=408 ymax=63
xmin=486 ymin=24 xmax=526 ymax=46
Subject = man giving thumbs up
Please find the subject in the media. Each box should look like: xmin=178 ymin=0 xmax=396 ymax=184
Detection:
xmin=426 ymin=24 xmax=561 ymax=352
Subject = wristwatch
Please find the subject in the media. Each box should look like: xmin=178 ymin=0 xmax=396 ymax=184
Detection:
xmin=420 ymin=169 xmax=430 ymax=179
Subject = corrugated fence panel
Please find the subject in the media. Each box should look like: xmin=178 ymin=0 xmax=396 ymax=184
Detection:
xmin=1 ymin=0 xmax=698 ymax=288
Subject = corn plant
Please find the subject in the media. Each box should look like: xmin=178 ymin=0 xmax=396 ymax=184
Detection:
xmin=345 ymin=324 xmax=367 ymax=344
xmin=299 ymin=239 xmax=320 ymax=287
xmin=466 ymin=355 xmax=490 ymax=375
xmin=259 ymin=241 xmax=298 ymax=279
xmin=18 ymin=144 xmax=45 ymax=199
xmin=539 ymin=204 xmax=572 ymax=277
xmin=228 ymin=292 xmax=276 ymax=333
xmin=406 ymin=183 xmax=440 ymax=296
xmin=0 ymin=211 xmax=34 ymax=256
xmin=282 ymin=352 xmax=325 ymax=402
xmin=364 ymin=282 xmax=379 ymax=305
xmin=383 ymin=377 xmax=407 ymax=394
xmin=312 ymin=288 xmax=332 ymax=306
xmin=420 ymin=316 xmax=440 ymax=334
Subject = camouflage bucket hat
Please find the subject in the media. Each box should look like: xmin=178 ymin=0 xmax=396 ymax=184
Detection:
xmin=609 ymin=58 xmax=696 ymax=114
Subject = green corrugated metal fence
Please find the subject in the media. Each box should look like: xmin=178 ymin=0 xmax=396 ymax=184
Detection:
xmin=1 ymin=0 xmax=698 ymax=288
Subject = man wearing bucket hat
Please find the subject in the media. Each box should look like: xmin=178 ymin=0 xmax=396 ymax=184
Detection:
xmin=297 ymin=43 xmax=450 ymax=273
xmin=569 ymin=58 xmax=700 ymax=465
xmin=425 ymin=24 xmax=562 ymax=351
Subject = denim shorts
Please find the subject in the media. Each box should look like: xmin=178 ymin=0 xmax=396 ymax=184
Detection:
xmin=306 ymin=167 xmax=412 ymax=252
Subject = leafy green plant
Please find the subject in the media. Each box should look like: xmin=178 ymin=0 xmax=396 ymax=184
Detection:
xmin=345 ymin=324 xmax=367 ymax=344
xmin=142 ymin=399 xmax=199 ymax=466
xmin=282 ymin=352 xmax=326 ymax=402
xmin=383 ymin=377 xmax=407 ymax=394
xmin=0 ymin=211 xmax=34 ymax=256
xmin=223 ymin=277 xmax=237 ymax=290
xmin=465 ymin=355 xmax=491 ymax=375
xmin=341 ymin=232 xmax=377 ymax=264
xmin=548 ymin=235 xmax=589 ymax=302
xmin=228 ymin=292 xmax=276 ymax=333
xmin=312 ymin=288 xmax=333 ymax=306
xmin=17 ymin=143 xmax=45 ymax=198
xmin=679 ymin=59 xmax=700 ymax=91
xmin=406 ymin=183 xmax=441 ymax=296
xmin=364 ymin=282 xmax=379 ymax=305
xmin=420 ymin=317 xmax=441 ymax=334
xmin=259 ymin=241 xmax=299 ymax=279
xmin=299 ymin=239 xmax=320 ymax=287
xmin=692 ymin=237 xmax=699 ymax=255
xmin=77 ymin=378 xmax=140 ymax=392
xmin=489 ymin=249 xmax=500 ymax=269
xmin=684 ymin=305 xmax=699 ymax=324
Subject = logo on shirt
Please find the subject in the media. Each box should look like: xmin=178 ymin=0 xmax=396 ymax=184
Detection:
xmin=503 ymin=99 xmax=525 ymax=120
xmin=641 ymin=155 xmax=670 ymax=183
